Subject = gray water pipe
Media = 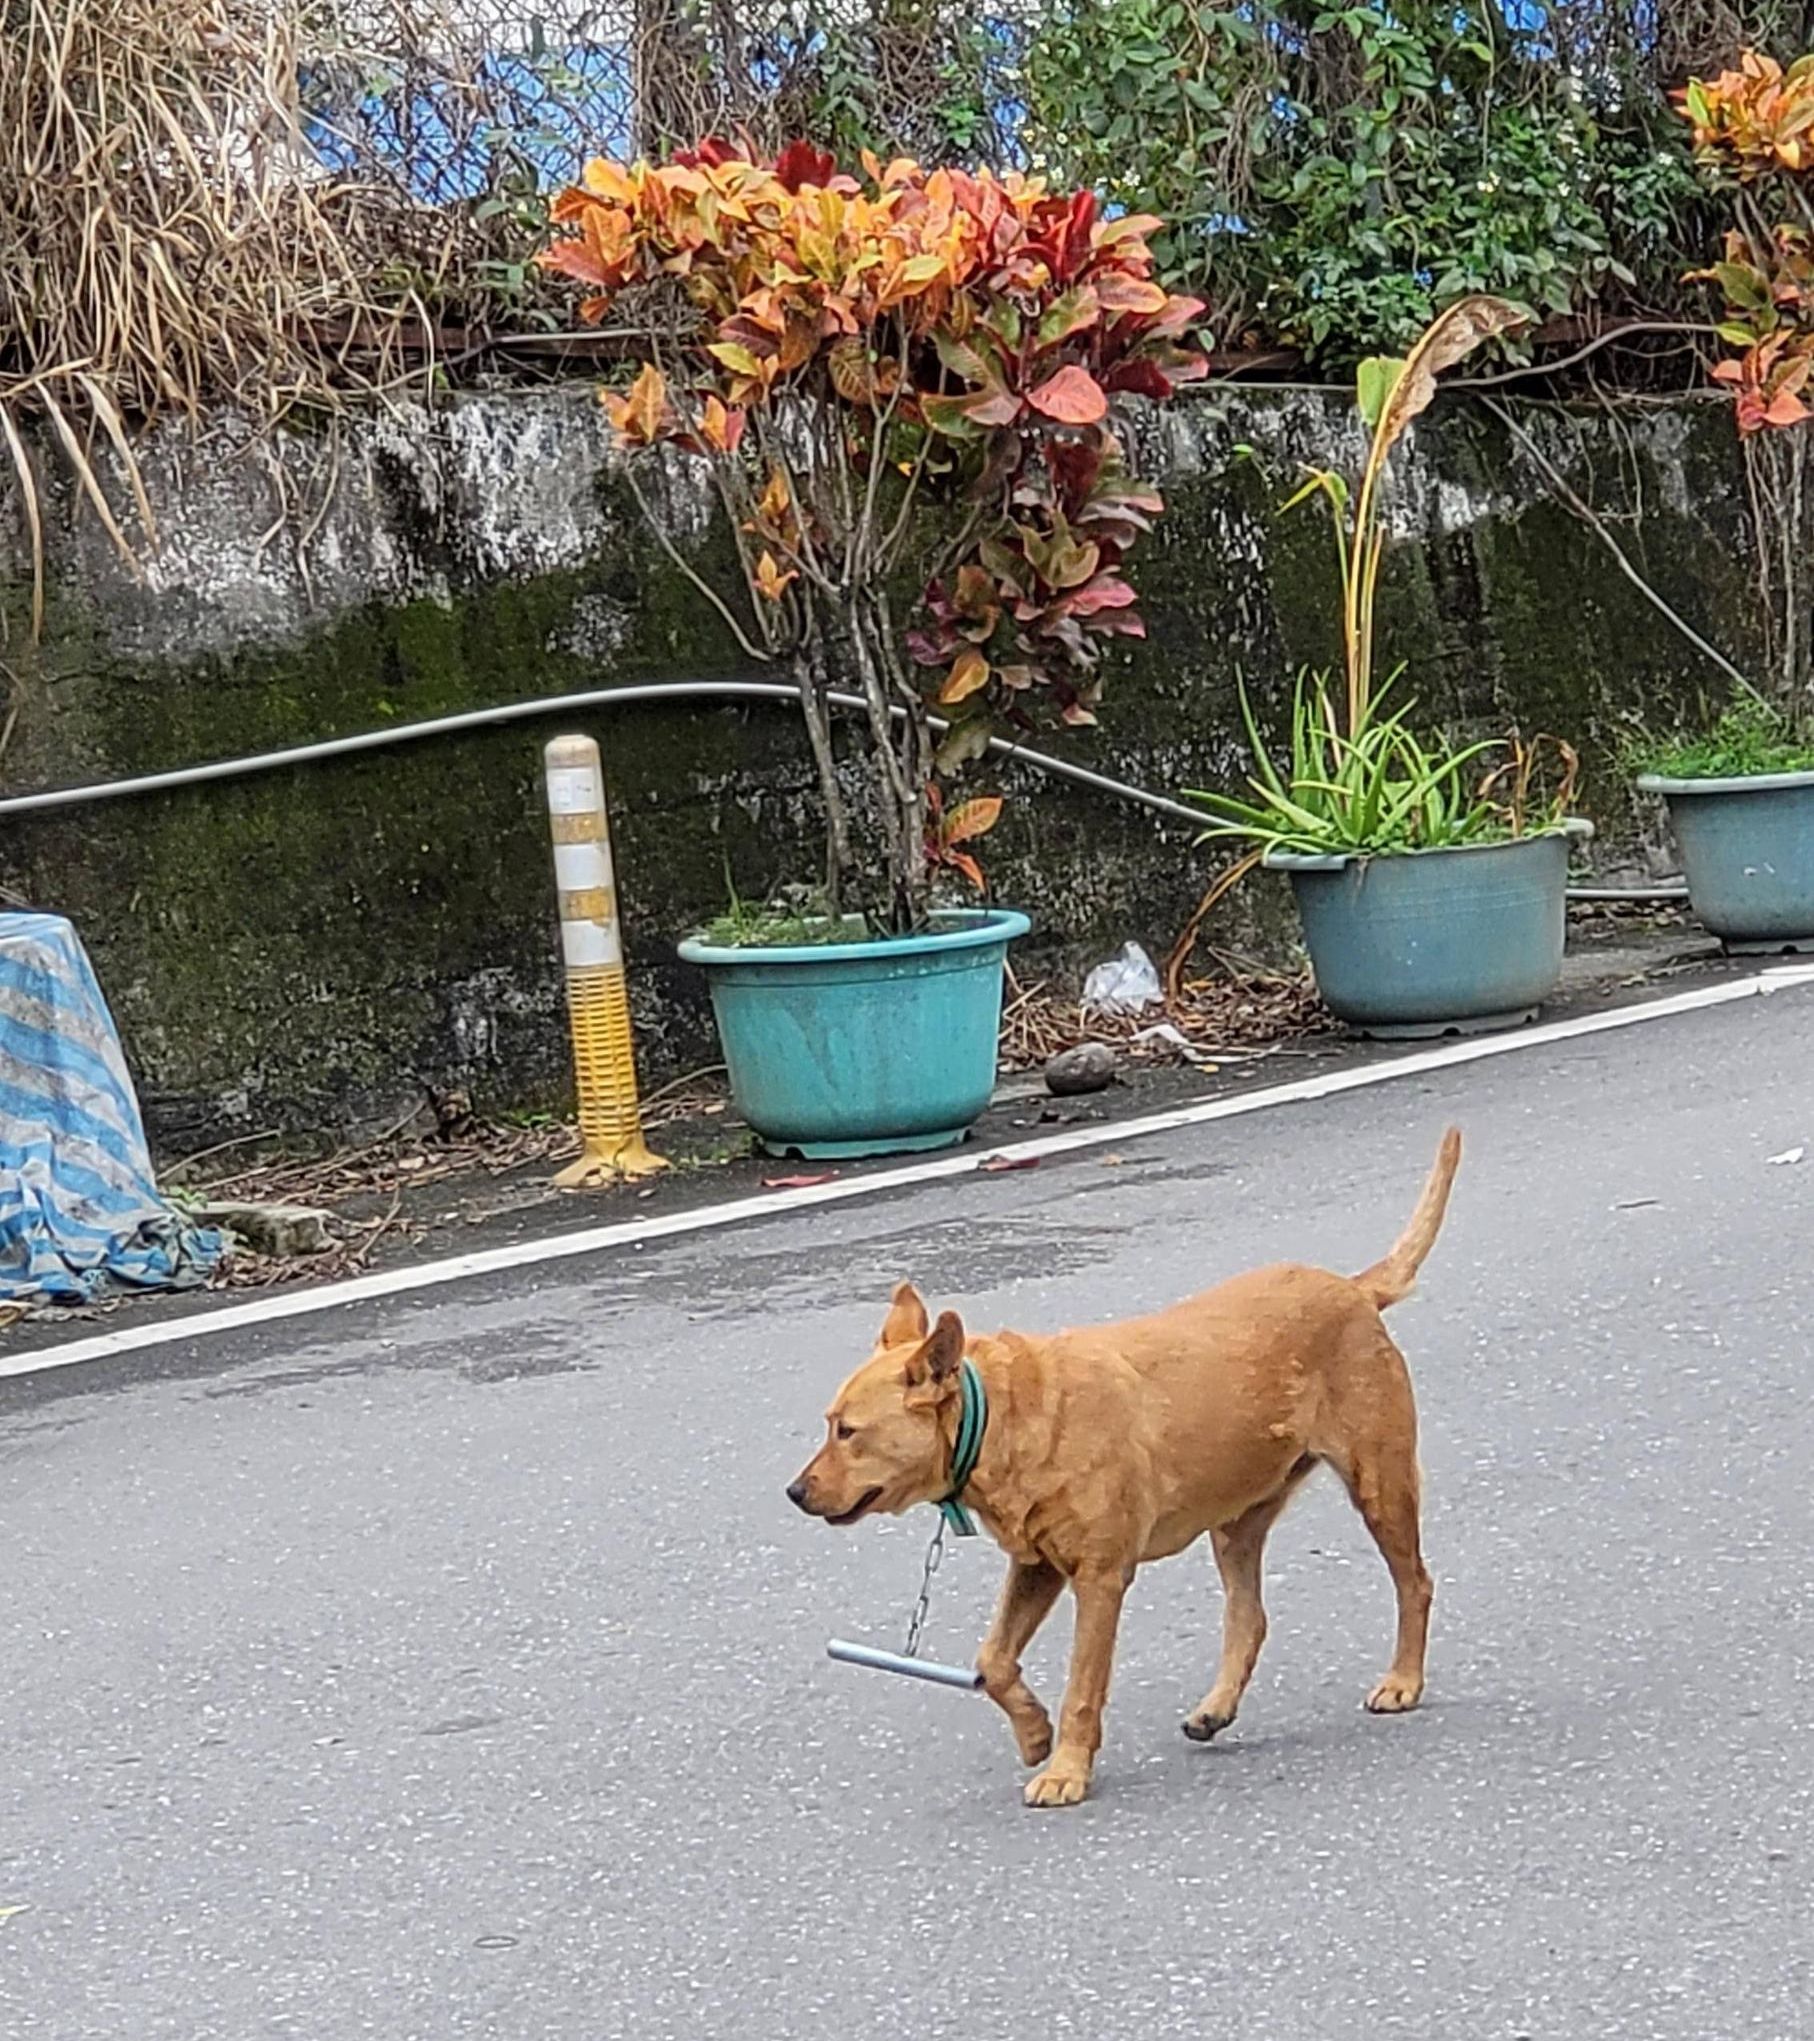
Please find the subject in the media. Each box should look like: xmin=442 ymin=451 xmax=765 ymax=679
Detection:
xmin=0 ymin=676 xmax=1687 ymax=900
xmin=0 ymin=679 xmax=1208 ymax=826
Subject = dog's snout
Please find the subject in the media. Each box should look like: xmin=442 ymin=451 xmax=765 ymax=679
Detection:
xmin=785 ymin=1477 xmax=810 ymax=1512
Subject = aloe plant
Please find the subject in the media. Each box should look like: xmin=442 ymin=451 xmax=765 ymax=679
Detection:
xmin=1189 ymin=673 xmax=1506 ymax=857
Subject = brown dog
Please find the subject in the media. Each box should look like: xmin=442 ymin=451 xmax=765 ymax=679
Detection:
xmin=787 ymin=1127 xmax=1461 ymax=1807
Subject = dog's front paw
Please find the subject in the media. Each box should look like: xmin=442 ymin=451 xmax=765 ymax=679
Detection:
xmin=1181 ymin=1706 xmax=1233 ymax=1743
xmin=1024 ymin=1758 xmax=1091 ymax=1809
xmin=1365 ymin=1674 xmax=1424 ymax=1714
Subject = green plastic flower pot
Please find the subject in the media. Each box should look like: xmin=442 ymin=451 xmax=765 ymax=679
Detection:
xmin=677 ymin=908 xmax=1030 ymax=1158
xmin=1637 ymin=770 xmax=1814 ymax=954
xmin=1265 ymin=827 xmax=1587 ymax=1038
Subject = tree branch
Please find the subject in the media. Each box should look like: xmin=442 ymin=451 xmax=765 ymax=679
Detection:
xmin=1485 ymin=395 xmax=1765 ymax=704
xmin=619 ymin=461 xmax=771 ymax=664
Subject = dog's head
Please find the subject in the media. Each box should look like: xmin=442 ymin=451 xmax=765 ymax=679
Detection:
xmin=786 ymin=1282 xmax=967 ymax=1526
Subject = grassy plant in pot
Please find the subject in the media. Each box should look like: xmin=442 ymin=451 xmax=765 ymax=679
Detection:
xmin=1639 ymin=54 xmax=1814 ymax=952
xmin=1186 ymin=297 xmax=1592 ymax=1036
xmin=1633 ymin=703 xmax=1814 ymax=953
xmin=539 ymin=143 xmax=1205 ymax=1153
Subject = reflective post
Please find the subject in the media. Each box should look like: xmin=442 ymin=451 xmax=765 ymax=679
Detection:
xmin=542 ymin=733 xmax=667 ymax=1186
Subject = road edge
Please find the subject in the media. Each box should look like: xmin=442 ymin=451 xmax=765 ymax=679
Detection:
xmin=7 ymin=961 xmax=1813 ymax=1382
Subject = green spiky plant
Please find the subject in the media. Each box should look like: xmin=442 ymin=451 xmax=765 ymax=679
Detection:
xmin=1188 ymin=295 xmax=1579 ymax=859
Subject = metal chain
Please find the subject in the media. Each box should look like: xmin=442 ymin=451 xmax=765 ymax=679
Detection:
xmin=902 ymin=1515 xmax=949 ymax=1660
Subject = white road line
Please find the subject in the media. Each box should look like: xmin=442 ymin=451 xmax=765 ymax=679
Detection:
xmin=7 ymin=962 xmax=1814 ymax=1383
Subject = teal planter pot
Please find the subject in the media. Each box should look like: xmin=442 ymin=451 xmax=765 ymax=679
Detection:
xmin=677 ymin=908 xmax=1031 ymax=1158
xmin=1637 ymin=770 xmax=1814 ymax=954
xmin=1266 ymin=827 xmax=1585 ymax=1039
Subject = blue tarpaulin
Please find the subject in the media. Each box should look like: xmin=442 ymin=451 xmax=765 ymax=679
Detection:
xmin=0 ymin=913 xmax=224 ymax=1306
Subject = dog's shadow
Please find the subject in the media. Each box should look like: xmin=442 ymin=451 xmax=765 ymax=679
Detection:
xmin=1186 ymin=1692 xmax=1469 ymax=1753
xmin=1127 ymin=1693 xmax=1470 ymax=1783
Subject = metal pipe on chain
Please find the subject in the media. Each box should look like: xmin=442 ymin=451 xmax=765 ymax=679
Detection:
xmin=824 ymin=1640 xmax=984 ymax=1690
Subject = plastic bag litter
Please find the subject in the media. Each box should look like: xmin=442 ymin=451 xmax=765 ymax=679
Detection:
xmin=1082 ymin=941 xmax=1163 ymax=1015
xmin=1132 ymin=1021 xmax=1217 ymax=1066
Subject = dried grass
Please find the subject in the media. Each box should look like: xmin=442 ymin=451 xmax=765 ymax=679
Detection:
xmin=176 ymin=1070 xmax=729 ymax=1211
xmin=0 ymin=0 xmax=1031 ymax=635
xmin=0 ymin=0 xmax=482 ymax=629
xmin=179 ymin=1079 xmax=733 ymax=1286
xmin=998 ymin=959 xmax=1329 ymax=1075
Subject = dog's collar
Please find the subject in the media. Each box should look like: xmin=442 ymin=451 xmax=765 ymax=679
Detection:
xmin=937 ymin=1357 xmax=988 ymax=1538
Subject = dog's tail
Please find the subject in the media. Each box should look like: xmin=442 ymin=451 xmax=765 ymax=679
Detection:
xmin=1353 ymin=1127 xmax=1462 ymax=1310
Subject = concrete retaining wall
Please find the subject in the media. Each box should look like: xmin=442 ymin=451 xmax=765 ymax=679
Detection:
xmin=0 ymin=386 xmax=1760 ymax=1142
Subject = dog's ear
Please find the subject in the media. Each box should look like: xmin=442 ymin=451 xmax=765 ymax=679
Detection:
xmin=903 ymin=1310 xmax=965 ymax=1393
xmin=880 ymin=1280 xmax=930 ymax=1348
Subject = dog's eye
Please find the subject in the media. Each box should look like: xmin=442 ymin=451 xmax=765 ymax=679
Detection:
xmin=833 ymin=1420 xmax=857 ymax=1442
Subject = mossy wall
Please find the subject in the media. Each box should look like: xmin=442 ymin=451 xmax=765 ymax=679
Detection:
xmin=0 ymin=387 xmax=1765 ymax=1144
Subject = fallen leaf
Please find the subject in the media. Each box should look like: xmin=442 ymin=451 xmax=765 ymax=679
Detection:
xmin=0 ymin=1907 xmax=28 ymax=1926
xmin=1768 ymin=1146 xmax=1805 ymax=1166
xmin=1100 ymin=1154 xmax=1125 ymax=1168
xmin=1614 ymin=1198 xmax=1660 ymax=1211
xmin=980 ymin=1154 xmax=1040 ymax=1174
xmin=763 ymin=1172 xmax=838 ymax=1189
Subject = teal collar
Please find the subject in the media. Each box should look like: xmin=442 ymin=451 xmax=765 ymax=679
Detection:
xmin=937 ymin=1357 xmax=988 ymax=1537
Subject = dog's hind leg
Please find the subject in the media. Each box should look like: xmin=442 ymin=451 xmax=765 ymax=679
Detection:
xmin=1314 ymin=1325 xmax=1433 ymax=1714
xmin=1331 ymin=1430 xmax=1432 ymax=1715
xmin=977 ymin=1559 xmax=1064 ymax=1767
xmin=1182 ymin=1461 xmax=1315 ymax=1742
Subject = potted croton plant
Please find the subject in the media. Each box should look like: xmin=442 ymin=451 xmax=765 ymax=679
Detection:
xmin=540 ymin=142 xmax=1205 ymax=1152
xmin=1187 ymin=296 xmax=1592 ymax=1036
xmin=1634 ymin=53 xmax=1814 ymax=954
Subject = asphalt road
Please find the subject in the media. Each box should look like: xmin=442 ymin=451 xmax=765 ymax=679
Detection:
xmin=5 ymin=987 xmax=1814 ymax=2039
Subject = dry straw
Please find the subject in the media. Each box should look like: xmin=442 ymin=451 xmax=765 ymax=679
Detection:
xmin=0 ymin=0 xmax=490 ymax=632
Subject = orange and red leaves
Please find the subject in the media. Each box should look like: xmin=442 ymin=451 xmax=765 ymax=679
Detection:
xmin=1027 ymin=365 xmax=1109 ymax=425
xmin=600 ymin=362 xmax=670 ymax=445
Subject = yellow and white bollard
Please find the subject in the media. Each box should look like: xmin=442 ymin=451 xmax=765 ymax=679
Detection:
xmin=543 ymin=734 xmax=667 ymax=1187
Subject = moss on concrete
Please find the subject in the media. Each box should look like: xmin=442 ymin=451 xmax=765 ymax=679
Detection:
xmin=0 ymin=387 xmax=1778 ymax=1143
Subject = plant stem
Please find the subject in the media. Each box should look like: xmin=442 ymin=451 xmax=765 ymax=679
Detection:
xmin=1486 ymin=395 xmax=1767 ymax=705
xmin=796 ymin=629 xmax=852 ymax=918
xmin=844 ymin=588 xmax=926 ymax=931
xmin=876 ymin=586 xmax=934 ymax=928
xmin=619 ymin=461 xmax=769 ymax=663
xmin=1348 ymin=427 xmax=1391 ymax=734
